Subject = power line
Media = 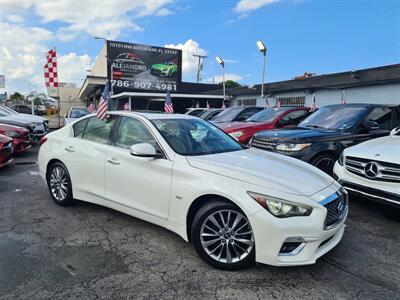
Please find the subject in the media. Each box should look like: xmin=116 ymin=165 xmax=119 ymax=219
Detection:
xmin=193 ymin=54 xmax=207 ymax=83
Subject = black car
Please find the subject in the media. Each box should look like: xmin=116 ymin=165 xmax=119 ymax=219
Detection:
xmin=198 ymin=108 xmax=223 ymax=121
xmin=250 ymin=104 xmax=400 ymax=174
xmin=11 ymin=105 xmax=38 ymax=115
xmin=212 ymin=106 xmax=264 ymax=123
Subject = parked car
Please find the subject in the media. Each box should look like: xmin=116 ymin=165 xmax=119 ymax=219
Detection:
xmin=0 ymin=107 xmax=47 ymax=138
xmin=184 ymin=108 xmax=208 ymax=117
xmin=64 ymin=106 xmax=91 ymax=124
xmin=198 ymin=109 xmax=223 ymax=121
xmin=250 ymin=104 xmax=400 ymax=175
xmin=217 ymin=107 xmax=312 ymax=144
xmin=10 ymin=104 xmax=37 ymax=115
xmin=39 ymin=112 xmax=347 ymax=270
xmin=0 ymin=123 xmax=31 ymax=153
xmin=0 ymin=134 xmax=13 ymax=167
xmin=212 ymin=106 xmax=264 ymax=124
xmin=150 ymin=61 xmax=177 ymax=77
xmin=334 ymin=126 xmax=400 ymax=207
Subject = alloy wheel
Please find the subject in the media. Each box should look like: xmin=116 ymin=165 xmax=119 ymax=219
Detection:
xmin=315 ymin=157 xmax=335 ymax=174
xmin=200 ymin=209 xmax=254 ymax=264
xmin=49 ymin=166 xmax=69 ymax=201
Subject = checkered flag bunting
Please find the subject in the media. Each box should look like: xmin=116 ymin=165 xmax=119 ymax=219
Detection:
xmin=44 ymin=48 xmax=59 ymax=97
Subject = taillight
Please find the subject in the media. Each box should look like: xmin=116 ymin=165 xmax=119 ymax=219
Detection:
xmin=40 ymin=137 xmax=47 ymax=145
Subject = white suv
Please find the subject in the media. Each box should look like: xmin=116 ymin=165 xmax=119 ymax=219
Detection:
xmin=334 ymin=126 xmax=400 ymax=207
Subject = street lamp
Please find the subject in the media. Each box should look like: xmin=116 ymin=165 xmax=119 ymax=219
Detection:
xmin=93 ymin=36 xmax=113 ymax=95
xmin=256 ymin=40 xmax=267 ymax=98
xmin=215 ymin=56 xmax=226 ymax=102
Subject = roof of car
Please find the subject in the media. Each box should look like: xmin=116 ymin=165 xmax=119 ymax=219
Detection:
xmin=108 ymin=111 xmax=198 ymax=120
xmin=323 ymin=103 xmax=398 ymax=108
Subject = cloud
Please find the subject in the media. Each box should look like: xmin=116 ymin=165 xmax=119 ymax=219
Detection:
xmin=234 ymin=0 xmax=281 ymax=17
xmin=57 ymin=53 xmax=92 ymax=84
xmin=224 ymin=59 xmax=239 ymax=63
xmin=165 ymin=39 xmax=207 ymax=77
xmin=205 ymin=73 xmax=244 ymax=84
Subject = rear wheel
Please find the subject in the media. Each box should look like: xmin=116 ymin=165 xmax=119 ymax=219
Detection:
xmin=191 ymin=200 xmax=255 ymax=270
xmin=47 ymin=162 xmax=74 ymax=206
xmin=311 ymin=153 xmax=337 ymax=175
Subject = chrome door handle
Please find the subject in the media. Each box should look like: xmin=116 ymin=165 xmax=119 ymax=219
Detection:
xmin=107 ymin=158 xmax=120 ymax=165
xmin=65 ymin=146 xmax=75 ymax=152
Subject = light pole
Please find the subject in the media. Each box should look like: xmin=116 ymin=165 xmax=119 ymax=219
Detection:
xmin=215 ymin=56 xmax=226 ymax=103
xmin=256 ymin=40 xmax=267 ymax=98
xmin=94 ymin=36 xmax=113 ymax=95
xmin=19 ymin=79 xmax=36 ymax=115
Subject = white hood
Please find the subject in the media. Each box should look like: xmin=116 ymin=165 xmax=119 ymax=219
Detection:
xmin=345 ymin=135 xmax=400 ymax=163
xmin=186 ymin=148 xmax=334 ymax=197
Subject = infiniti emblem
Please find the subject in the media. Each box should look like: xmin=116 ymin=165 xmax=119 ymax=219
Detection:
xmin=364 ymin=162 xmax=379 ymax=178
xmin=337 ymin=201 xmax=345 ymax=213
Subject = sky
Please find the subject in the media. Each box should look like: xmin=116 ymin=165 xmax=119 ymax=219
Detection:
xmin=0 ymin=0 xmax=399 ymax=95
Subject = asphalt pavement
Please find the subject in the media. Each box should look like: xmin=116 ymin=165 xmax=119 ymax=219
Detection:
xmin=1 ymin=146 xmax=399 ymax=299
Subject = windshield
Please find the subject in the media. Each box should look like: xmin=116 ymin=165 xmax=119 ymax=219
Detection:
xmin=246 ymin=108 xmax=291 ymax=122
xmin=70 ymin=108 xmax=90 ymax=118
xmin=152 ymin=118 xmax=243 ymax=156
xmin=1 ymin=107 xmax=17 ymax=114
xmin=212 ymin=107 xmax=242 ymax=122
xmin=299 ymin=106 xmax=367 ymax=130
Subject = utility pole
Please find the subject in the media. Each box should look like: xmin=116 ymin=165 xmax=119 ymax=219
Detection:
xmin=193 ymin=54 xmax=207 ymax=83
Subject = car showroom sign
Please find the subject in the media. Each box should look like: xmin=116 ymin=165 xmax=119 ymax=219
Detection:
xmin=107 ymin=40 xmax=182 ymax=93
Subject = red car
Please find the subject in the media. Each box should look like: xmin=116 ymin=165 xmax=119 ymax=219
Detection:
xmin=216 ymin=107 xmax=312 ymax=143
xmin=0 ymin=134 xmax=13 ymax=167
xmin=0 ymin=123 xmax=31 ymax=153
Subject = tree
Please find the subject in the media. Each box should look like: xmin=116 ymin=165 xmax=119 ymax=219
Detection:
xmin=218 ymin=80 xmax=241 ymax=88
xmin=9 ymin=92 xmax=24 ymax=103
xmin=28 ymin=92 xmax=47 ymax=108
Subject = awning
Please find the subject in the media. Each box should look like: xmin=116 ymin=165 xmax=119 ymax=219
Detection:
xmin=110 ymin=91 xmax=224 ymax=99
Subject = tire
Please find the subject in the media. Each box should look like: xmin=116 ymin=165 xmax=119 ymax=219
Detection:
xmin=310 ymin=153 xmax=337 ymax=175
xmin=46 ymin=162 xmax=75 ymax=206
xmin=191 ymin=200 xmax=255 ymax=270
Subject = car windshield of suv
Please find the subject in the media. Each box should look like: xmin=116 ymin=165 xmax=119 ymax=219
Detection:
xmin=0 ymin=107 xmax=17 ymax=114
xmin=299 ymin=106 xmax=367 ymax=130
xmin=70 ymin=108 xmax=90 ymax=118
xmin=212 ymin=107 xmax=242 ymax=122
xmin=152 ymin=118 xmax=243 ymax=156
xmin=246 ymin=108 xmax=291 ymax=122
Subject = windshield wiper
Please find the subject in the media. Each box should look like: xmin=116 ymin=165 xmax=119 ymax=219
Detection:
xmin=305 ymin=125 xmax=326 ymax=129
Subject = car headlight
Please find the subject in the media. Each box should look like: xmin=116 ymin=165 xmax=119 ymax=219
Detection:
xmin=248 ymin=192 xmax=312 ymax=218
xmin=338 ymin=152 xmax=344 ymax=166
xmin=276 ymin=143 xmax=311 ymax=151
xmin=229 ymin=131 xmax=244 ymax=139
xmin=4 ymin=131 xmax=20 ymax=138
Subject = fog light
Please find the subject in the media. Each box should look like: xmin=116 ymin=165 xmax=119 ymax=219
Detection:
xmin=279 ymin=238 xmax=306 ymax=256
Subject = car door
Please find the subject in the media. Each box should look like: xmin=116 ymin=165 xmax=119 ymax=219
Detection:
xmin=63 ymin=116 xmax=117 ymax=198
xmin=104 ymin=116 xmax=173 ymax=219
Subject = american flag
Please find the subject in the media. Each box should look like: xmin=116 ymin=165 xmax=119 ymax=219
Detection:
xmin=221 ymin=101 xmax=226 ymax=109
xmin=310 ymin=93 xmax=317 ymax=112
xmin=123 ymin=102 xmax=130 ymax=111
xmin=87 ymin=103 xmax=95 ymax=113
xmin=264 ymin=98 xmax=270 ymax=109
xmin=341 ymin=89 xmax=347 ymax=105
xmin=43 ymin=48 xmax=59 ymax=97
xmin=276 ymin=99 xmax=281 ymax=108
xmin=97 ymin=81 xmax=110 ymax=120
xmin=164 ymin=90 xmax=174 ymax=113
xmin=206 ymin=101 xmax=210 ymax=109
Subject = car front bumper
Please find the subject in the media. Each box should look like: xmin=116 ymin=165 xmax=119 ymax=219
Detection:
xmin=334 ymin=162 xmax=400 ymax=207
xmin=249 ymin=192 xmax=347 ymax=266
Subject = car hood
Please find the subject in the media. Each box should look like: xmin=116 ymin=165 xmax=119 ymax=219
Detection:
xmin=0 ymin=116 xmax=31 ymax=126
xmin=254 ymin=127 xmax=344 ymax=142
xmin=0 ymin=123 xmax=25 ymax=132
xmin=186 ymin=148 xmax=334 ymax=197
xmin=0 ymin=134 xmax=12 ymax=143
xmin=217 ymin=121 xmax=273 ymax=132
xmin=345 ymin=135 xmax=399 ymax=163
xmin=18 ymin=114 xmax=46 ymax=122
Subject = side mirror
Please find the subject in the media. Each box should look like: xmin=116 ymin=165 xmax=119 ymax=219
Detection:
xmin=390 ymin=126 xmax=400 ymax=136
xmin=364 ymin=120 xmax=380 ymax=131
xmin=130 ymin=143 xmax=162 ymax=158
xmin=277 ymin=119 xmax=287 ymax=127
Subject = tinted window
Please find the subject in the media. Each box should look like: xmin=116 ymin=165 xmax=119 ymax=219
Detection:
xmin=82 ymin=117 xmax=116 ymax=144
xmin=70 ymin=108 xmax=90 ymax=118
xmin=213 ymin=107 xmax=243 ymax=122
xmin=235 ymin=108 xmax=263 ymax=121
xmin=299 ymin=106 xmax=367 ymax=130
xmin=366 ymin=107 xmax=393 ymax=130
xmin=247 ymin=108 xmax=291 ymax=123
xmin=152 ymin=118 xmax=243 ymax=156
xmin=116 ymin=117 xmax=157 ymax=149
xmin=279 ymin=110 xmax=308 ymax=126
xmin=73 ymin=119 xmax=88 ymax=138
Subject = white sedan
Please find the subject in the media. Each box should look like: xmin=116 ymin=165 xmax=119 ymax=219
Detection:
xmin=334 ymin=126 xmax=400 ymax=207
xmin=38 ymin=112 xmax=347 ymax=270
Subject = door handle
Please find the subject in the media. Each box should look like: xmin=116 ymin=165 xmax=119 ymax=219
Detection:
xmin=107 ymin=158 xmax=120 ymax=165
xmin=65 ymin=146 xmax=75 ymax=152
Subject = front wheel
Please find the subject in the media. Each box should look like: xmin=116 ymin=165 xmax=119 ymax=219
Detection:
xmin=47 ymin=162 xmax=74 ymax=206
xmin=191 ymin=200 xmax=255 ymax=270
xmin=310 ymin=153 xmax=337 ymax=175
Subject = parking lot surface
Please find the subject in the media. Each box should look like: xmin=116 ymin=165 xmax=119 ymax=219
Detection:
xmin=1 ymin=146 xmax=399 ymax=299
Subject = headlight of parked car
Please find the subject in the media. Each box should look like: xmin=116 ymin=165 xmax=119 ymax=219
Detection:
xmin=248 ymin=192 xmax=312 ymax=218
xmin=338 ymin=152 xmax=344 ymax=166
xmin=276 ymin=143 xmax=311 ymax=151
xmin=229 ymin=131 xmax=244 ymax=139
xmin=4 ymin=131 xmax=20 ymax=138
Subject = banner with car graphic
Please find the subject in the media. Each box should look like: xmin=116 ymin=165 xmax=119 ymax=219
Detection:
xmin=107 ymin=40 xmax=182 ymax=93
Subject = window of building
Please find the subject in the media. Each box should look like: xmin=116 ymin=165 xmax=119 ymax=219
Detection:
xmin=276 ymin=96 xmax=305 ymax=107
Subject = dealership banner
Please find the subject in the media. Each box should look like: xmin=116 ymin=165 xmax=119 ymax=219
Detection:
xmin=107 ymin=40 xmax=182 ymax=93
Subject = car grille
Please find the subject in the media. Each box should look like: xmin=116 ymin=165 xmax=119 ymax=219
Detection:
xmin=345 ymin=156 xmax=400 ymax=183
xmin=323 ymin=191 xmax=348 ymax=230
xmin=250 ymin=137 xmax=278 ymax=151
